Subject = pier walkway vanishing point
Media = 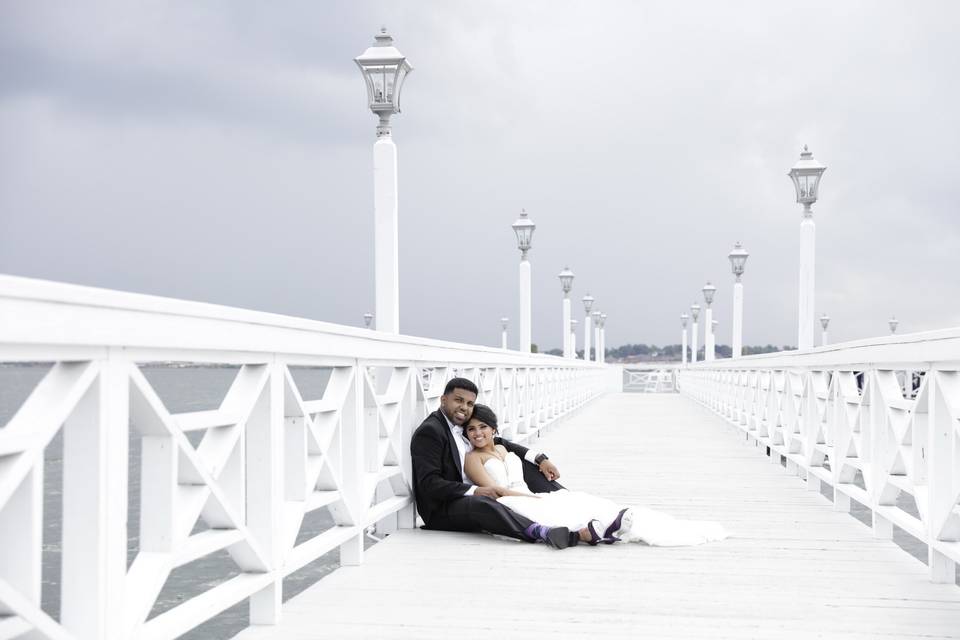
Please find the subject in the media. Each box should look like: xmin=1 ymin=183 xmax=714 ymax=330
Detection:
xmin=234 ymin=393 xmax=960 ymax=640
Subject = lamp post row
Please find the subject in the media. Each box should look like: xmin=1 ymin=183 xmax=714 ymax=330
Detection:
xmin=682 ymin=145 xmax=829 ymax=364
xmin=356 ymin=29 xmax=604 ymax=362
xmin=511 ymin=209 xmax=604 ymax=360
xmin=355 ymin=34 xmax=884 ymax=361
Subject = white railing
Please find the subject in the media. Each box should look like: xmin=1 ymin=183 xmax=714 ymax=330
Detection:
xmin=678 ymin=331 xmax=960 ymax=584
xmin=623 ymin=365 xmax=679 ymax=393
xmin=0 ymin=275 xmax=607 ymax=640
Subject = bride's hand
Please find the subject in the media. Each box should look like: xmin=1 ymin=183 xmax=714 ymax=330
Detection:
xmin=475 ymin=486 xmax=508 ymax=499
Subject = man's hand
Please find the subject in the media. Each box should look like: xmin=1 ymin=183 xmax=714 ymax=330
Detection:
xmin=474 ymin=486 xmax=507 ymax=499
xmin=539 ymin=460 xmax=560 ymax=481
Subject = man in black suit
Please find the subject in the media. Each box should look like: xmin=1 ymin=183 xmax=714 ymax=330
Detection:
xmin=410 ymin=377 xmax=579 ymax=548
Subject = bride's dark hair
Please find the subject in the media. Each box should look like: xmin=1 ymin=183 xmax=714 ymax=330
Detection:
xmin=470 ymin=404 xmax=499 ymax=432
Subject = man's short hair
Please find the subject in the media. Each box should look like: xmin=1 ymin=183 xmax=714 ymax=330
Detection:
xmin=443 ymin=377 xmax=478 ymax=396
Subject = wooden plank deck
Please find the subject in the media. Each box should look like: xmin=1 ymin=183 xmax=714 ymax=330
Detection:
xmin=232 ymin=394 xmax=960 ymax=639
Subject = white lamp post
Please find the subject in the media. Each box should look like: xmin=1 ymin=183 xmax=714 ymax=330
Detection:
xmin=558 ymin=266 xmax=575 ymax=358
xmin=500 ymin=317 xmax=509 ymax=349
xmin=363 ymin=312 xmax=374 ymax=329
xmin=788 ymin=145 xmax=827 ymax=350
xmin=582 ymin=294 xmax=595 ymax=362
xmin=599 ymin=313 xmax=608 ymax=363
xmin=592 ymin=310 xmax=602 ymax=363
xmin=690 ymin=303 xmax=701 ymax=363
xmin=712 ymin=319 xmax=719 ymax=356
xmin=570 ymin=319 xmax=579 ymax=359
xmin=702 ymin=282 xmax=717 ymax=362
xmin=889 ymin=316 xmax=899 ymax=334
xmin=820 ymin=313 xmax=830 ymax=346
xmin=728 ymin=242 xmax=749 ymax=358
xmin=680 ymin=313 xmax=689 ymax=366
xmin=512 ymin=210 xmax=536 ymax=353
xmin=355 ymin=29 xmax=413 ymax=334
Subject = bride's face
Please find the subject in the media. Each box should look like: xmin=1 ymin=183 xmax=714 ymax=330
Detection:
xmin=464 ymin=419 xmax=496 ymax=449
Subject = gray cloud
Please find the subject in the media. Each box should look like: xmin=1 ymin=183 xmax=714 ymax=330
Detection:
xmin=2 ymin=0 xmax=959 ymax=352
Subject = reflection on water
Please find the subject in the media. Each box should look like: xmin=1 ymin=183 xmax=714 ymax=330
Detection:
xmin=0 ymin=363 xmax=361 ymax=639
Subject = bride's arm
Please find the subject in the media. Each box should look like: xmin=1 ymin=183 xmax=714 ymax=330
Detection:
xmin=464 ymin=453 xmax=537 ymax=498
xmin=464 ymin=452 xmax=501 ymax=489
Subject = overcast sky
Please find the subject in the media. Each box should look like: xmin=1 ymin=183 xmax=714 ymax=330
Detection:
xmin=2 ymin=1 xmax=959 ymax=351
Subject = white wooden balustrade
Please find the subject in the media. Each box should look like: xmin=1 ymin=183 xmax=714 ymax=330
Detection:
xmin=0 ymin=275 xmax=606 ymax=640
xmin=623 ymin=365 xmax=679 ymax=393
xmin=678 ymin=331 xmax=960 ymax=585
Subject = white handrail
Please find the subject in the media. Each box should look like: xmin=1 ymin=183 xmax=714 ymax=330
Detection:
xmin=0 ymin=275 xmax=607 ymax=639
xmin=678 ymin=338 xmax=960 ymax=585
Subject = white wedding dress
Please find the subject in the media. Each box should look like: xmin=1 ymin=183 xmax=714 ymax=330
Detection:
xmin=489 ymin=453 xmax=728 ymax=546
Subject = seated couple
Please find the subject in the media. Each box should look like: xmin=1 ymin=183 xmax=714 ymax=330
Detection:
xmin=410 ymin=377 xmax=728 ymax=548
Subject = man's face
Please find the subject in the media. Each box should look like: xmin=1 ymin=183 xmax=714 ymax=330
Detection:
xmin=439 ymin=388 xmax=477 ymax=426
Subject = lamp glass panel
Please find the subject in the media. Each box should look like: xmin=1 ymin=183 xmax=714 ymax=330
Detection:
xmin=799 ymin=174 xmax=820 ymax=200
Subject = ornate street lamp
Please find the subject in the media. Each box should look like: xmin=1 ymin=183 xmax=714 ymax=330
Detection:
xmin=558 ymin=266 xmax=575 ymax=358
xmin=363 ymin=312 xmax=374 ymax=329
xmin=512 ymin=209 xmax=536 ymax=353
xmin=582 ymin=293 xmax=595 ymax=362
xmin=355 ymin=29 xmax=413 ymax=333
xmin=680 ymin=313 xmax=690 ymax=366
xmin=820 ymin=313 xmax=830 ymax=346
xmin=889 ymin=316 xmax=899 ymax=334
xmin=355 ymin=28 xmax=413 ymax=137
xmin=690 ymin=303 xmax=701 ymax=363
xmin=702 ymin=282 xmax=717 ymax=362
xmin=788 ymin=145 xmax=827 ymax=350
xmin=500 ymin=317 xmax=509 ymax=349
xmin=728 ymin=242 xmax=749 ymax=358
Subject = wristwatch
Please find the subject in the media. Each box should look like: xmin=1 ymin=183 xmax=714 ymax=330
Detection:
xmin=534 ymin=453 xmax=549 ymax=465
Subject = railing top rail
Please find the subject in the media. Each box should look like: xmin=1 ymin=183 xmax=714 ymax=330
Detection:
xmin=622 ymin=363 xmax=682 ymax=370
xmin=686 ymin=328 xmax=960 ymax=370
xmin=0 ymin=274 xmax=603 ymax=366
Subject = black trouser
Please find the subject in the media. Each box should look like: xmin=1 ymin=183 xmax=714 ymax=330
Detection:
xmin=425 ymin=495 xmax=536 ymax=541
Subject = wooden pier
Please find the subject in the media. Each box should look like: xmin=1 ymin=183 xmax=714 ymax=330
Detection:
xmin=233 ymin=393 xmax=960 ymax=639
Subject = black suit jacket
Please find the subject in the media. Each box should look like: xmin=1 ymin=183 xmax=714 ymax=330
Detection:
xmin=410 ymin=409 xmax=561 ymax=525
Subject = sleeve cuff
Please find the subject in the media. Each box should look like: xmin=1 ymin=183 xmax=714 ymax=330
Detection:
xmin=524 ymin=450 xmax=541 ymax=465
xmin=465 ymin=485 xmax=476 ymax=496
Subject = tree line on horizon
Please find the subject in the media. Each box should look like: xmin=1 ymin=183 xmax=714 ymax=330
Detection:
xmin=541 ymin=343 xmax=794 ymax=359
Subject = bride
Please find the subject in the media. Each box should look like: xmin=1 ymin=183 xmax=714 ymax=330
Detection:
xmin=463 ymin=404 xmax=729 ymax=546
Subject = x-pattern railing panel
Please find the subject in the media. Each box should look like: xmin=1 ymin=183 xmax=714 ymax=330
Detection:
xmin=622 ymin=366 xmax=679 ymax=393
xmin=679 ymin=334 xmax=960 ymax=585
xmin=0 ymin=275 xmax=606 ymax=640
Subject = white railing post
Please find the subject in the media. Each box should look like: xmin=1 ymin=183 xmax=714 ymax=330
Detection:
xmin=247 ymin=361 xmax=284 ymax=624
xmin=396 ymin=368 xmax=418 ymax=529
xmin=339 ymin=363 xmax=366 ymax=566
xmin=61 ymin=355 xmax=129 ymax=640
xmin=870 ymin=371 xmax=895 ymax=539
xmin=928 ymin=370 xmax=959 ymax=582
